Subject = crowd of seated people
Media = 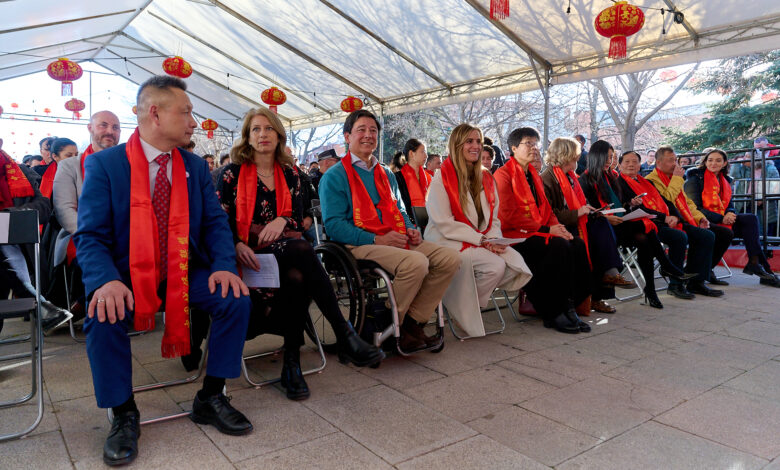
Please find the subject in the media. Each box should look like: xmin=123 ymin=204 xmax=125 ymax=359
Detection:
xmin=2 ymin=74 xmax=779 ymax=467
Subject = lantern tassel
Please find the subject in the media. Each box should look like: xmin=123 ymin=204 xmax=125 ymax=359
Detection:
xmin=208 ymin=130 xmax=214 ymax=139
xmin=608 ymin=35 xmax=627 ymax=59
xmin=490 ymin=0 xmax=509 ymax=20
xmin=62 ymin=81 xmax=73 ymax=97
xmin=269 ymin=105 xmax=278 ymax=114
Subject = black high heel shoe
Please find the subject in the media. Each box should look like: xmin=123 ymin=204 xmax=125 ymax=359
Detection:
xmin=643 ymin=289 xmax=664 ymax=309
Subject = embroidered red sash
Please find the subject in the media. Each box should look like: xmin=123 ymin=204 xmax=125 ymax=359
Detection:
xmin=1 ymin=150 xmax=35 ymax=208
xmin=341 ymin=153 xmax=407 ymax=242
xmin=504 ymin=158 xmax=555 ymax=241
xmin=235 ymin=161 xmax=292 ymax=245
xmin=401 ymin=164 xmax=431 ymax=207
xmin=654 ymin=170 xmax=697 ymax=226
xmin=39 ymin=161 xmax=57 ymax=199
xmin=440 ymin=158 xmax=495 ymax=251
xmin=619 ymin=173 xmax=684 ymax=232
xmin=552 ymin=166 xmax=591 ymax=267
xmin=127 ymin=128 xmax=190 ymax=358
xmin=702 ymin=170 xmax=733 ymax=228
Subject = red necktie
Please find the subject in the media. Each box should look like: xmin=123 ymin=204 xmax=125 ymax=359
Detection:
xmin=153 ymin=153 xmax=171 ymax=281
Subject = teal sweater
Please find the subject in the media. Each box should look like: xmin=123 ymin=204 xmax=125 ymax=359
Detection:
xmin=318 ymin=161 xmax=413 ymax=246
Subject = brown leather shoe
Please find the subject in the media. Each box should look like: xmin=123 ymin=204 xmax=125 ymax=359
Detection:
xmin=602 ymin=274 xmax=637 ymax=289
xmin=399 ymin=316 xmax=428 ymax=350
xmin=575 ymin=295 xmax=592 ymax=317
xmin=591 ymin=299 xmax=617 ymax=314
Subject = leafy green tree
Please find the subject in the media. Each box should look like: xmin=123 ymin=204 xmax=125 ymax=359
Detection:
xmin=664 ymin=51 xmax=780 ymax=151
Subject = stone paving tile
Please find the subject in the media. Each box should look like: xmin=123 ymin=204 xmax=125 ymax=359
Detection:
xmin=656 ymin=386 xmax=780 ymax=459
xmin=567 ymin=328 xmax=673 ymax=362
xmin=305 ymin=384 xmax=476 ymax=465
xmin=483 ymin=319 xmax=584 ymax=352
xmin=395 ymin=435 xmax=548 ymax=470
xmin=469 ymin=405 xmax=600 ymax=467
xmin=669 ymin=333 xmax=780 ymax=371
xmin=0 ymin=430 xmax=73 ymax=469
xmin=604 ymin=350 xmax=744 ymax=401
xmin=355 ymin=355 xmax=444 ymax=390
xmin=0 ymin=391 xmax=58 ymax=438
xmin=724 ymin=360 xmax=780 ymax=401
xmin=494 ymin=359 xmax=578 ymax=388
xmin=723 ymin=320 xmax=780 ymax=346
xmin=557 ymin=421 xmax=767 ymax=470
xmin=765 ymin=457 xmax=780 ymax=470
xmin=403 ymin=365 xmax=555 ymax=422
xmin=195 ymin=387 xmax=336 ymax=463
xmin=521 ymin=375 xmax=675 ymax=440
xmin=298 ymin=358 xmax=380 ymax=400
xmin=235 ymin=432 xmax=391 ymax=470
xmin=506 ymin=344 xmax=627 ymax=381
xmin=405 ymin=335 xmax=523 ymax=376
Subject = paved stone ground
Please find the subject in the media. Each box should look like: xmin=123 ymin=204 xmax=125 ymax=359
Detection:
xmin=2 ymin=268 xmax=780 ymax=469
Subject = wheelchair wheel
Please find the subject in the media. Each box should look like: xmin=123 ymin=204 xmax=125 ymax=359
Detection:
xmin=307 ymin=243 xmax=365 ymax=351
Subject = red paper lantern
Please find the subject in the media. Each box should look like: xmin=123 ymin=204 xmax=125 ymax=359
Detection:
xmin=761 ymin=92 xmax=778 ymax=103
xmin=594 ymin=1 xmax=645 ymax=59
xmin=490 ymin=0 xmax=509 ymax=20
xmin=56 ymin=119 xmax=61 ymax=123
xmin=64 ymin=98 xmax=86 ymax=120
xmin=340 ymin=96 xmax=364 ymax=113
xmin=659 ymin=70 xmax=678 ymax=82
xmin=162 ymin=56 xmax=193 ymax=78
xmin=0 ymin=105 xmax=3 ymax=117
xmin=261 ymin=87 xmax=286 ymax=113
xmin=11 ymin=103 xmax=18 ymax=110
xmin=47 ymin=57 xmax=83 ymax=96
xmin=201 ymin=118 xmax=218 ymax=139
xmin=43 ymin=107 xmax=51 ymax=115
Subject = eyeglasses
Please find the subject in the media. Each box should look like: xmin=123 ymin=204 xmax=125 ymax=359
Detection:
xmin=518 ymin=141 xmax=541 ymax=149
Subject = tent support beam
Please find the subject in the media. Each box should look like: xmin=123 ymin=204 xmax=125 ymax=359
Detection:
xmin=89 ymin=1 xmax=155 ymax=60
xmin=211 ymin=0 xmax=383 ymax=104
xmin=661 ymin=0 xmax=699 ymax=43
xmin=318 ymin=0 xmax=452 ymax=91
xmin=0 ymin=48 xmax=100 ymax=78
xmin=0 ymin=33 xmax=117 ymax=59
xmin=528 ymin=54 xmax=551 ymax=153
xmin=146 ymin=11 xmax=323 ymax=110
xmin=463 ymin=0 xmax=551 ymax=69
xmin=0 ymin=9 xmax=135 ymax=35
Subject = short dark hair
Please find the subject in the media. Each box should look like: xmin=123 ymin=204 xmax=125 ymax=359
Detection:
xmin=402 ymin=138 xmax=424 ymax=159
xmin=185 ymin=140 xmax=196 ymax=150
xmin=203 ymin=154 xmax=214 ymax=160
xmin=507 ymin=127 xmax=541 ymax=155
xmin=39 ymin=137 xmax=55 ymax=149
xmin=136 ymin=75 xmax=187 ymax=105
xmin=50 ymin=137 xmax=78 ymax=157
xmin=482 ymin=145 xmax=495 ymax=159
xmin=619 ymin=150 xmax=640 ymax=164
xmin=754 ymin=136 xmax=770 ymax=144
xmin=697 ymin=148 xmax=729 ymax=174
xmin=483 ymin=137 xmax=493 ymax=146
xmin=574 ymin=134 xmax=586 ymax=145
xmin=656 ymin=145 xmax=675 ymax=161
xmin=426 ymin=153 xmax=441 ymax=166
xmin=220 ymin=154 xmax=230 ymax=165
xmin=343 ymin=109 xmax=381 ymax=134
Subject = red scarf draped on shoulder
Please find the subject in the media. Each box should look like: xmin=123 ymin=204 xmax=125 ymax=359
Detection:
xmin=702 ymin=170 xmax=733 ymax=228
xmin=235 ymin=161 xmax=292 ymax=244
xmin=341 ymin=153 xmax=407 ymax=244
xmin=620 ymin=173 xmax=684 ymax=232
xmin=400 ymin=164 xmax=431 ymax=207
xmin=587 ymin=170 xmax=656 ymax=234
xmin=39 ymin=161 xmax=58 ymax=199
xmin=504 ymin=158 xmax=555 ymax=242
xmin=65 ymin=144 xmax=96 ymax=265
xmin=654 ymin=170 xmax=697 ymax=226
xmin=440 ymin=158 xmax=495 ymax=251
xmin=552 ymin=166 xmax=591 ymax=267
xmin=0 ymin=150 xmax=35 ymax=210
xmin=80 ymin=144 xmax=95 ymax=179
xmin=126 ymin=128 xmax=191 ymax=358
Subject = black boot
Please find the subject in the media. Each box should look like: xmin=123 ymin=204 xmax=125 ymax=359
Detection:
xmin=336 ymin=321 xmax=385 ymax=367
xmin=643 ymin=288 xmax=664 ymax=309
xmin=280 ymin=348 xmax=310 ymax=401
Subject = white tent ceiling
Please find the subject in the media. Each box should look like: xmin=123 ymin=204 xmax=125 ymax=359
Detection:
xmin=2 ymin=0 xmax=780 ymax=131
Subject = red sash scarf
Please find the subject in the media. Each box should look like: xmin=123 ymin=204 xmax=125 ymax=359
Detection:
xmin=341 ymin=153 xmax=407 ymax=241
xmin=655 ymin=170 xmax=697 ymax=226
xmin=80 ymin=144 xmax=95 ymax=179
xmin=401 ymin=164 xmax=431 ymax=206
xmin=552 ymin=166 xmax=591 ymax=267
xmin=1 ymin=150 xmax=35 ymax=209
xmin=504 ymin=158 xmax=555 ymax=241
xmin=66 ymin=145 xmax=97 ymax=264
xmin=235 ymin=161 xmax=293 ymax=244
xmin=126 ymin=128 xmax=190 ymax=358
xmin=702 ymin=170 xmax=733 ymax=227
xmin=440 ymin=158 xmax=495 ymax=251
xmin=620 ymin=173 xmax=684 ymax=232
xmin=39 ymin=161 xmax=58 ymax=199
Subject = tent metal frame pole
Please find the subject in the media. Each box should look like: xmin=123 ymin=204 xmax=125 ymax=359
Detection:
xmin=543 ymin=69 xmax=550 ymax=154
xmin=661 ymin=0 xmax=699 ymax=43
xmin=88 ymin=0 xmax=155 ymax=60
xmin=379 ymin=105 xmax=386 ymax=164
xmin=0 ymin=10 xmax=136 ymax=35
xmin=89 ymin=71 xmax=93 ymax=118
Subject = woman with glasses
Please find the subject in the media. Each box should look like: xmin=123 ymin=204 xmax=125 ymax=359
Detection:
xmin=580 ymin=141 xmax=693 ymax=308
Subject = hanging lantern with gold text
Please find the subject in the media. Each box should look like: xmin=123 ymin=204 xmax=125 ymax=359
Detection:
xmin=594 ymin=2 xmax=644 ymax=60
xmin=261 ymin=87 xmax=286 ymax=113
xmin=64 ymin=98 xmax=86 ymax=120
xmin=201 ymin=119 xmax=218 ymax=139
xmin=47 ymin=58 xmax=83 ymax=96
xmin=340 ymin=96 xmax=364 ymax=113
xmin=162 ymin=56 xmax=193 ymax=78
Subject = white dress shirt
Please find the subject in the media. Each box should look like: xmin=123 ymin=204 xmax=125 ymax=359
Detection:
xmin=350 ymin=152 xmax=378 ymax=171
xmin=139 ymin=137 xmax=173 ymax=198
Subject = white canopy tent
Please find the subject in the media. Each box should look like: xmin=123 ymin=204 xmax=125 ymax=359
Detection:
xmin=2 ymin=0 xmax=780 ymax=134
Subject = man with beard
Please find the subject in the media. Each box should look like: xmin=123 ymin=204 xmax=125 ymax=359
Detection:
xmin=51 ymin=111 xmax=122 ymax=320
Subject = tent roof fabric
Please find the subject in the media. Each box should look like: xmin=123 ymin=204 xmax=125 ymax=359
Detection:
xmin=3 ymin=0 xmax=780 ymax=130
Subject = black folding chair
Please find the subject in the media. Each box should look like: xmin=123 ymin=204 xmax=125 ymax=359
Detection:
xmin=0 ymin=210 xmax=45 ymax=442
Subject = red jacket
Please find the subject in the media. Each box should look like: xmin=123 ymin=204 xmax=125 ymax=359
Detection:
xmin=494 ymin=163 xmax=558 ymax=238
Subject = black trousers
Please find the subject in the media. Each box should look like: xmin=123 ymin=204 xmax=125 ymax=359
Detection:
xmin=585 ymin=217 xmax=621 ymax=302
xmin=711 ymin=214 xmax=769 ymax=270
xmin=512 ymin=235 xmax=590 ymax=320
xmin=709 ymin=224 xmax=735 ymax=271
xmin=657 ymin=224 xmax=714 ymax=283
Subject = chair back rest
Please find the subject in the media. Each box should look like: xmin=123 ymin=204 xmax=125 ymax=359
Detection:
xmin=412 ymin=206 xmax=429 ymax=234
xmin=0 ymin=210 xmax=40 ymax=245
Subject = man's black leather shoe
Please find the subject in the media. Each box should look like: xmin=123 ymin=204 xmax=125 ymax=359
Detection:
xmin=563 ymin=308 xmax=591 ymax=333
xmin=760 ymin=276 xmax=780 ymax=288
xmin=190 ymin=393 xmax=253 ymax=435
xmin=337 ymin=324 xmax=385 ymax=367
xmin=103 ymin=410 xmax=140 ymax=466
xmin=743 ymin=262 xmax=776 ymax=281
xmin=688 ymin=281 xmax=724 ymax=297
xmin=543 ymin=312 xmax=580 ymax=334
xmin=708 ymin=271 xmax=729 ymax=286
xmin=667 ymin=284 xmax=695 ymax=300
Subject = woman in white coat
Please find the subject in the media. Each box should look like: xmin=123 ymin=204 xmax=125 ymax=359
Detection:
xmin=424 ymin=124 xmax=532 ymax=337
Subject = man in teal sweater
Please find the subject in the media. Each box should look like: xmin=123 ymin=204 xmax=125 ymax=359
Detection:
xmin=319 ymin=110 xmax=460 ymax=351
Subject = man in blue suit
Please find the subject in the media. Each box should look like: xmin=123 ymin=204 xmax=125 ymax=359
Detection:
xmin=75 ymin=76 xmax=253 ymax=466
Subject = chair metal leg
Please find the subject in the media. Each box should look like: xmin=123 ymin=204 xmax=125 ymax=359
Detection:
xmin=717 ymin=258 xmax=733 ymax=279
xmin=446 ymin=291 xmax=506 ymax=340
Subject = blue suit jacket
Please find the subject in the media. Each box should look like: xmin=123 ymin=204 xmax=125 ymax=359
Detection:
xmin=74 ymin=143 xmax=238 ymax=297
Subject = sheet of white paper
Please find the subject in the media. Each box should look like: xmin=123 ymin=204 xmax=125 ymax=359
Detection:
xmin=621 ymin=208 xmax=656 ymax=221
xmin=486 ymin=237 xmax=527 ymax=245
xmin=241 ymin=254 xmax=280 ymax=288
xmin=0 ymin=212 xmax=9 ymax=244
xmin=601 ymin=207 xmax=626 ymax=215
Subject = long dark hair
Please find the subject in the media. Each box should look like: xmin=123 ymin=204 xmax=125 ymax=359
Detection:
xmin=586 ymin=140 xmax=621 ymax=200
